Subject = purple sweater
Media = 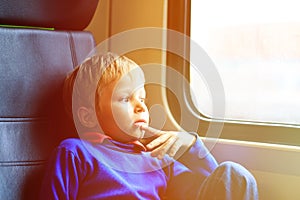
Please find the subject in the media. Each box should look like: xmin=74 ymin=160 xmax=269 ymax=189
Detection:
xmin=40 ymin=134 xmax=218 ymax=200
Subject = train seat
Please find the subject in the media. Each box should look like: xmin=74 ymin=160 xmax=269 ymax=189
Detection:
xmin=0 ymin=0 xmax=98 ymax=199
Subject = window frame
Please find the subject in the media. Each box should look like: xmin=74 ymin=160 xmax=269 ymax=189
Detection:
xmin=166 ymin=0 xmax=300 ymax=146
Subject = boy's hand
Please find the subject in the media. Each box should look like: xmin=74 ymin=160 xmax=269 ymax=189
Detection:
xmin=139 ymin=126 xmax=196 ymax=159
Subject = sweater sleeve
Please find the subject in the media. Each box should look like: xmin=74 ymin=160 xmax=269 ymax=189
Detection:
xmin=178 ymin=133 xmax=218 ymax=177
xmin=165 ymin=133 xmax=219 ymax=199
xmin=39 ymin=146 xmax=83 ymax=200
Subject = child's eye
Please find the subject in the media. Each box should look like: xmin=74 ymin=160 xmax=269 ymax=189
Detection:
xmin=120 ymin=97 xmax=129 ymax=102
xmin=139 ymin=98 xmax=147 ymax=103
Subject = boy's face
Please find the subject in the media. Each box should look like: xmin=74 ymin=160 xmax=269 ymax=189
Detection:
xmin=97 ymin=67 xmax=149 ymax=142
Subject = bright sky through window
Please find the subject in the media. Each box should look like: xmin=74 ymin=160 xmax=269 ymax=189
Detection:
xmin=190 ymin=0 xmax=300 ymax=125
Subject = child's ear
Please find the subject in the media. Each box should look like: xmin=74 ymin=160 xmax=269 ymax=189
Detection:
xmin=77 ymin=106 xmax=98 ymax=128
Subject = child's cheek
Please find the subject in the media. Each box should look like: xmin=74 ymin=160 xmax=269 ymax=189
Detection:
xmin=111 ymin=103 xmax=129 ymax=122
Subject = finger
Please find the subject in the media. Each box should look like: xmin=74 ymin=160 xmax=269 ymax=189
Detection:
xmin=140 ymin=125 xmax=163 ymax=138
xmin=138 ymin=126 xmax=163 ymax=146
xmin=146 ymin=133 xmax=171 ymax=150
xmin=168 ymin=140 xmax=182 ymax=158
xmin=150 ymin=136 xmax=178 ymax=159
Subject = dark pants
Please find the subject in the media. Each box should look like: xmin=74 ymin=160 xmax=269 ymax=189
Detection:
xmin=197 ymin=161 xmax=259 ymax=200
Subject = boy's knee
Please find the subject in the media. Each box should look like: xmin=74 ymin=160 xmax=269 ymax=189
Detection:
xmin=219 ymin=161 xmax=254 ymax=179
xmin=219 ymin=161 xmax=247 ymax=174
xmin=217 ymin=161 xmax=258 ymax=190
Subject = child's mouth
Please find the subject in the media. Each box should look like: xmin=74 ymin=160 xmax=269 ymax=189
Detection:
xmin=134 ymin=119 xmax=147 ymax=127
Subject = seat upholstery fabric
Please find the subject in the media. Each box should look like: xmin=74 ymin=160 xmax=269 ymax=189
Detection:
xmin=0 ymin=0 xmax=98 ymax=30
xmin=0 ymin=27 xmax=96 ymax=200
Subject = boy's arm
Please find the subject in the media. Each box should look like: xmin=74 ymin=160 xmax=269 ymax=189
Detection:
xmin=177 ymin=133 xmax=218 ymax=175
xmin=141 ymin=126 xmax=218 ymax=174
xmin=39 ymin=146 xmax=82 ymax=200
xmin=140 ymin=126 xmax=218 ymax=167
xmin=140 ymin=126 xmax=196 ymax=159
xmin=163 ymin=133 xmax=219 ymax=200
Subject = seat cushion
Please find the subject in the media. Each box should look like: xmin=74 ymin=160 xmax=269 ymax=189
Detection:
xmin=0 ymin=27 xmax=95 ymax=200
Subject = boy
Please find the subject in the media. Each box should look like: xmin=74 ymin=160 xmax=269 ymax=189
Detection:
xmin=40 ymin=53 xmax=258 ymax=199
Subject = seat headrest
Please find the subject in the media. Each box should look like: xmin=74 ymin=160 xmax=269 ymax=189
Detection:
xmin=0 ymin=0 xmax=99 ymax=30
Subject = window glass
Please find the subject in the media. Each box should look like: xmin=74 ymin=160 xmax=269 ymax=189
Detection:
xmin=190 ymin=0 xmax=300 ymax=125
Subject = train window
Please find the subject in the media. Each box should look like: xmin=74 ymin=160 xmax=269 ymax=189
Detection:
xmin=190 ymin=0 xmax=300 ymax=126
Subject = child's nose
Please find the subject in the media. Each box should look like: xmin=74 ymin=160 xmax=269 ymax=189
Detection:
xmin=133 ymin=99 xmax=145 ymax=113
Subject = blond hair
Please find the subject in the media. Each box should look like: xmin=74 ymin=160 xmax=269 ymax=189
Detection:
xmin=63 ymin=52 xmax=142 ymax=123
